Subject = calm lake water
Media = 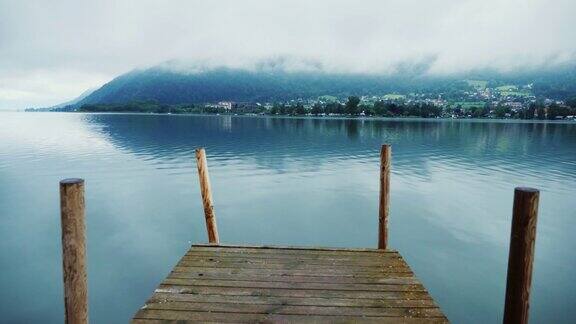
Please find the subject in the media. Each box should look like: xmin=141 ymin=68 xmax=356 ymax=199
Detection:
xmin=0 ymin=112 xmax=575 ymax=323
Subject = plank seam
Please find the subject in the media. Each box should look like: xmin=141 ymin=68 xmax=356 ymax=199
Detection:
xmin=154 ymin=288 xmax=433 ymax=300
xmin=145 ymin=299 xmax=441 ymax=309
xmin=192 ymin=244 xmax=399 ymax=253
xmin=135 ymin=308 xmax=446 ymax=319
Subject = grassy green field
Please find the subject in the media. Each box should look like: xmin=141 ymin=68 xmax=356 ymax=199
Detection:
xmin=500 ymin=90 xmax=531 ymax=97
xmin=466 ymin=80 xmax=488 ymax=90
xmin=495 ymin=85 xmax=517 ymax=91
xmin=383 ymin=94 xmax=406 ymax=100
xmin=318 ymin=95 xmax=337 ymax=102
xmin=450 ymin=101 xmax=486 ymax=109
xmin=494 ymin=85 xmax=532 ymax=97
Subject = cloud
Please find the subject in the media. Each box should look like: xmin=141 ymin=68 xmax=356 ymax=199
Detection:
xmin=0 ymin=0 xmax=575 ymax=108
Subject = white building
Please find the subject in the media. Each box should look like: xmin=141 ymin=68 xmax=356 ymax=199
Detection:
xmin=217 ymin=101 xmax=233 ymax=110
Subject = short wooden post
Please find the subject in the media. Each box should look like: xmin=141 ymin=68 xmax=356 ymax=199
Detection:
xmin=60 ymin=178 xmax=88 ymax=324
xmin=503 ymin=187 xmax=540 ymax=324
xmin=378 ymin=144 xmax=391 ymax=250
xmin=195 ymin=148 xmax=220 ymax=244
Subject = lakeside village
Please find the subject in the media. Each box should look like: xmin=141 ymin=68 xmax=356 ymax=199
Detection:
xmin=52 ymin=80 xmax=576 ymax=120
xmin=205 ymin=80 xmax=576 ymax=120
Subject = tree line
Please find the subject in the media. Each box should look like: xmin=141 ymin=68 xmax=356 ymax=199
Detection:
xmin=76 ymin=96 xmax=576 ymax=120
xmin=272 ymin=96 xmax=576 ymax=120
xmin=271 ymin=96 xmax=443 ymax=118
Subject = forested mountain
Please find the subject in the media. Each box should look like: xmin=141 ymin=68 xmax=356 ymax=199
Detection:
xmin=63 ymin=63 xmax=576 ymax=108
xmin=75 ymin=67 xmax=461 ymax=105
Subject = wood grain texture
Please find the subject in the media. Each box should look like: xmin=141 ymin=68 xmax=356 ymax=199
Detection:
xmin=148 ymin=292 xmax=437 ymax=307
xmin=60 ymin=178 xmax=88 ymax=324
xmin=156 ymin=284 xmax=432 ymax=299
xmin=168 ymin=270 xmax=420 ymax=284
xmin=192 ymin=243 xmax=398 ymax=253
xmin=133 ymin=311 xmax=449 ymax=323
xmin=138 ymin=301 xmax=445 ymax=317
xmin=186 ymin=249 xmax=399 ymax=258
xmin=503 ymin=187 xmax=539 ymax=324
xmin=179 ymin=254 xmax=405 ymax=266
xmin=195 ymin=148 xmax=219 ymax=244
xmin=379 ymin=144 xmax=391 ymax=249
xmin=176 ymin=256 xmax=410 ymax=269
xmin=172 ymin=266 xmax=413 ymax=277
xmin=132 ymin=245 xmax=448 ymax=323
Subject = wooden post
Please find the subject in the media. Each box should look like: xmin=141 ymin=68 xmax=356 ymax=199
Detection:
xmin=378 ymin=144 xmax=391 ymax=250
xmin=59 ymin=178 xmax=88 ymax=324
xmin=195 ymin=148 xmax=220 ymax=244
xmin=503 ymin=187 xmax=540 ymax=324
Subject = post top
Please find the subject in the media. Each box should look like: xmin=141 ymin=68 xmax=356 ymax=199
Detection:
xmin=515 ymin=187 xmax=539 ymax=193
xmin=60 ymin=178 xmax=85 ymax=185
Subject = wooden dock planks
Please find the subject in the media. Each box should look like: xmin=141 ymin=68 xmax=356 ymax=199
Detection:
xmin=133 ymin=244 xmax=448 ymax=323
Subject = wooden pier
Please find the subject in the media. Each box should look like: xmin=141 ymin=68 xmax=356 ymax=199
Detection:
xmin=132 ymin=244 xmax=447 ymax=323
xmin=57 ymin=145 xmax=541 ymax=324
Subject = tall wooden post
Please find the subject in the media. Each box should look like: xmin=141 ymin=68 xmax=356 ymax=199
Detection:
xmin=503 ymin=187 xmax=540 ymax=324
xmin=60 ymin=178 xmax=88 ymax=324
xmin=195 ymin=148 xmax=220 ymax=244
xmin=378 ymin=144 xmax=391 ymax=250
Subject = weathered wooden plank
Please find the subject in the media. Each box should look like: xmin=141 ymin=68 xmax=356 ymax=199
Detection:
xmin=171 ymin=266 xmax=414 ymax=278
xmin=133 ymin=310 xmax=448 ymax=323
xmin=162 ymin=277 xmax=425 ymax=292
xmin=168 ymin=270 xmax=421 ymax=284
xmin=149 ymin=292 xmax=438 ymax=308
xmin=182 ymin=254 xmax=402 ymax=265
xmin=176 ymin=260 xmax=411 ymax=271
xmin=188 ymin=247 xmax=399 ymax=255
xmin=133 ymin=319 xmax=448 ymax=324
xmin=185 ymin=250 xmax=404 ymax=261
xmin=141 ymin=301 xmax=445 ymax=317
xmin=156 ymin=285 xmax=432 ymax=300
xmin=173 ymin=266 xmax=413 ymax=277
xmin=192 ymin=244 xmax=398 ymax=254
xmin=178 ymin=256 xmax=409 ymax=268
xmin=201 ymin=251 xmax=399 ymax=262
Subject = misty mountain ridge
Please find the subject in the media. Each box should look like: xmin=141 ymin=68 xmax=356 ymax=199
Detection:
xmin=56 ymin=58 xmax=576 ymax=110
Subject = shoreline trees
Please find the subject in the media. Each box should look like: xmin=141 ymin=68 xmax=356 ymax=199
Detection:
xmin=75 ymin=96 xmax=576 ymax=120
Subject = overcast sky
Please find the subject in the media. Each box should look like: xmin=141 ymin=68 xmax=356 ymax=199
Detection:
xmin=0 ymin=0 xmax=575 ymax=109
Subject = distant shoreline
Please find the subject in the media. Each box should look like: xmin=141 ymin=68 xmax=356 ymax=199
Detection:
xmin=17 ymin=110 xmax=576 ymax=124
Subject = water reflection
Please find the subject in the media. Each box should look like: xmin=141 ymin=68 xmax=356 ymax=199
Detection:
xmin=0 ymin=113 xmax=575 ymax=323
xmin=85 ymin=114 xmax=576 ymax=193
